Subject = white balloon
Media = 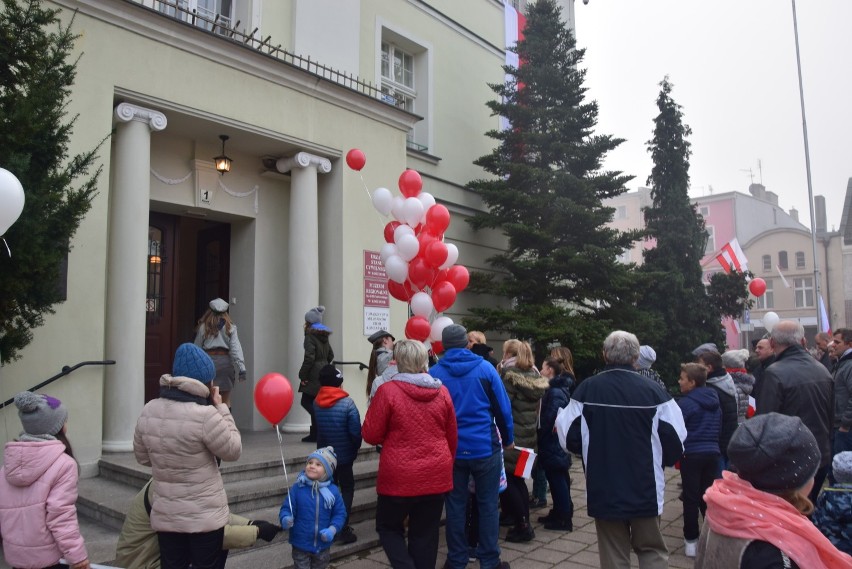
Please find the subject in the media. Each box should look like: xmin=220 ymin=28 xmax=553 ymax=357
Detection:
xmin=402 ymin=197 xmax=424 ymax=227
xmin=410 ymin=292 xmax=434 ymax=318
xmin=418 ymin=192 xmax=436 ymax=212
xmin=396 ymin=234 xmax=420 ymax=261
xmin=371 ymin=187 xmax=393 ymax=216
xmin=430 ymin=316 xmax=454 ymax=342
xmin=384 ymin=255 xmax=409 ymax=284
xmin=391 ymin=196 xmax=406 ymax=222
xmin=393 ymin=223 xmax=415 ymax=244
xmin=0 ymin=168 xmax=25 ymax=236
xmin=439 ymin=243 xmax=459 ymax=270
xmin=380 ymin=243 xmax=398 ymax=264
xmin=763 ymin=311 xmax=780 ymax=333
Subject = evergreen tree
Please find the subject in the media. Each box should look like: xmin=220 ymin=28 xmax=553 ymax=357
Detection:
xmin=638 ymin=77 xmax=722 ymax=384
xmin=464 ymin=0 xmax=644 ymax=367
xmin=0 ymin=0 xmax=100 ymax=363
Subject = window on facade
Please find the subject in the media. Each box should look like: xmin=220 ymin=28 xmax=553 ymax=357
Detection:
xmin=615 ymin=205 xmax=627 ymax=220
xmin=778 ymin=251 xmax=788 ymax=270
xmin=794 ymin=277 xmax=814 ymax=308
xmin=156 ymin=0 xmax=233 ymax=33
xmin=796 ymin=251 xmax=805 ymax=269
xmin=699 ymin=206 xmax=709 ymax=218
xmin=147 ymin=226 xmax=164 ymax=318
xmin=704 ymin=226 xmax=715 ymax=255
xmin=755 ymin=279 xmax=774 ymax=309
xmin=762 ymin=254 xmax=771 ymax=271
xmin=380 ymin=30 xmax=430 ymax=152
xmin=617 ymin=249 xmax=630 ymax=264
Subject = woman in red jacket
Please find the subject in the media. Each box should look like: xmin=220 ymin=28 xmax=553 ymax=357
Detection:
xmin=363 ymin=340 xmax=457 ymax=569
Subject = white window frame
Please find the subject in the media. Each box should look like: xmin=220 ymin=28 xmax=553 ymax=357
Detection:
xmin=155 ymin=0 xmax=233 ymax=32
xmin=778 ymin=250 xmax=788 ymax=270
xmin=704 ymin=226 xmax=715 ymax=255
xmin=762 ymin=254 xmax=771 ymax=271
xmin=794 ymin=277 xmax=814 ymax=308
xmin=615 ymin=205 xmax=627 ymax=220
xmin=699 ymin=206 xmax=709 ymax=218
xmin=795 ymin=251 xmax=806 ymax=269
xmin=755 ymin=279 xmax=774 ymax=309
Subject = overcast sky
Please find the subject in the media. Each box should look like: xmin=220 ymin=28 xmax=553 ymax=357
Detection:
xmin=575 ymin=0 xmax=851 ymax=232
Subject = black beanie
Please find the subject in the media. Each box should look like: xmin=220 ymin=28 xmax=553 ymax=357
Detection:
xmin=319 ymin=365 xmax=343 ymax=387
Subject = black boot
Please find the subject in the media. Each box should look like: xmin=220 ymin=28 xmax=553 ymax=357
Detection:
xmin=301 ymin=426 xmax=317 ymax=443
xmin=537 ymin=509 xmax=557 ymax=524
xmin=505 ymin=520 xmax=535 ymax=543
xmin=543 ymin=514 xmax=573 ymax=532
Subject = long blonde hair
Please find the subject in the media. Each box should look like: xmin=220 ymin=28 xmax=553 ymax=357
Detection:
xmin=198 ymin=309 xmax=233 ymax=339
xmin=502 ymin=339 xmax=534 ymax=370
xmin=550 ymin=346 xmax=575 ymax=376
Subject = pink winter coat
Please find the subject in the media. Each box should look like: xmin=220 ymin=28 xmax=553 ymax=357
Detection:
xmin=134 ymin=374 xmax=242 ymax=533
xmin=0 ymin=439 xmax=88 ymax=568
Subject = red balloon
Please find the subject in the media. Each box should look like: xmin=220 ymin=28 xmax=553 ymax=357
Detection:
xmin=408 ymin=257 xmax=434 ymax=290
xmin=398 ymin=169 xmax=423 ymax=198
xmin=388 ymin=279 xmax=415 ymax=302
xmin=384 ymin=221 xmax=401 ymax=243
xmin=417 ymin=231 xmax=438 ymax=257
xmin=254 ymin=373 xmax=294 ymax=425
xmin=432 ymin=268 xmax=449 ymax=287
xmin=748 ymin=278 xmax=767 ymax=297
xmin=431 ymin=340 xmax=445 ymax=354
xmin=425 ymin=240 xmax=449 ymax=268
xmin=346 ymin=148 xmax=366 ymax=171
xmin=425 ymin=204 xmax=450 ymax=235
xmin=432 ymin=281 xmax=457 ymax=313
xmin=405 ymin=315 xmax=431 ymax=342
xmin=446 ymin=265 xmax=470 ymax=293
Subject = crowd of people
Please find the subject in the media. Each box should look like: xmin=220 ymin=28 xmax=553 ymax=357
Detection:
xmin=4 ymin=307 xmax=852 ymax=569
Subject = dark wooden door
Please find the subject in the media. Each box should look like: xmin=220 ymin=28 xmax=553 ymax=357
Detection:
xmin=144 ymin=212 xmax=179 ymax=402
xmin=195 ymin=223 xmax=231 ymax=320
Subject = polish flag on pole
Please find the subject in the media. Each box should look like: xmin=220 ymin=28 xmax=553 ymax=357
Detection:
xmin=819 ymin=295 xmax=831 ymax=334
xmin=715 ymin=238 xmax=748 ymax=273
xmin=513 ymin=447 xmax=537 ymax=479
xmin=776 ymin=265 xmax=791 ymax=288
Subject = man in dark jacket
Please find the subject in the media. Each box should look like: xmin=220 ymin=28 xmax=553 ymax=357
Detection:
xmin=556 ymin=330 xmax=685 ymax=569
xmin=751 ymin=337 xmax=776 ymax=403
xmin=832 ymin=328 xmax=852 ymax=464
xmin=757 ymin=319 xmax=833 ymax=503
xmin=696 ymin=350 xmax=739 ymax=474
xmin=430 ymin=325 xmax=514 ymax=569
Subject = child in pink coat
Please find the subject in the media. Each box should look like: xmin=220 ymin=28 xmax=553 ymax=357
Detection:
xmin=0 ymin=392 xmax=90 ymax=569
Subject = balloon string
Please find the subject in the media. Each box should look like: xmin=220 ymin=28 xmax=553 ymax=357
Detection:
xmin=3 ymin=238 xmax=9 ymax=257
xmin=275 ymin=424 xmax=293 ymax=515
xmin=360 ymin=172 xmax=391 ymax=226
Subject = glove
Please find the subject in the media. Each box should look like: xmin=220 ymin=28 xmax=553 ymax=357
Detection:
xmin=238 ymin=371 xmax=247 ymax=383
xmin=319 ymin=526 xmax=336 ymax=542
xmin=281 ymin=516 xmax=294 ymax=529
xmin=250 ymin=520 xmax=281 ymax=542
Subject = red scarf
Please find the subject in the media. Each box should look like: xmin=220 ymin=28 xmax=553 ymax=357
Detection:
xmin=704 ymin=472 xmax=851 ymax=568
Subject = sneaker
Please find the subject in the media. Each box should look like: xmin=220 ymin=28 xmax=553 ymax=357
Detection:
xmin=505 ymin=524 xmax=535 ymax=543
xmin=339 ymin=526 xmax=357 ymax=544
xmin=684 ymin=539 xmax=697 ymax=558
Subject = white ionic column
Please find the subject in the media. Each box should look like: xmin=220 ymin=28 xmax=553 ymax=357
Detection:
xmin=276 ymin=152 xmax=331 ymax=433
xmin=103 ymin=103 xmax=166 ymax=451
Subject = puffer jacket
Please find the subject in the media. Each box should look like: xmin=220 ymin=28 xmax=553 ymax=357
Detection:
xmin=501 ymin=366 xmax=549 ymax=475
xmin=314 ymin=387 xmax=362 ymax=465
xmin=299 ymin=331 xmax=334 ymax=396
xmin=677 ymin=386 xmax=721 ymax=456
xmin=537 ymin=373 xmax=573 ymax=470
xmin=362 ymin=372 xmax=457 ymax=496
xmin=813 ymin=484 xmax=852 ymax=555
xmin=705 ymin=369 xmax=739 ymax=459
xmin=0 ymin=438 xmax=88 ymax=568
xmin=279 ymin=476 xmax=346 ymax=554
xmin=727 ymin=369 xmax=755 ymax=425
xmin=133 ymin=375 xmax=242 ymax=533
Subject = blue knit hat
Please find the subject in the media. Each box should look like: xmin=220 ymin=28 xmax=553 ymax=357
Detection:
xmin=173 ymin=343 xmax=215 ymax=383
xmin=308 ymin=446 xmax=338 ymax=481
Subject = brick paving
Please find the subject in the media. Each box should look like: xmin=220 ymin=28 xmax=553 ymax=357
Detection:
xmin=331 ymin=463 xmax=694 ymax=568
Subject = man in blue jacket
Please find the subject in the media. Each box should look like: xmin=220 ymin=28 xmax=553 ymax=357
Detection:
xmin=430 ymin=324 xmax=514 ymax=569
xmin=556 ymin=330 xmax=686 ymax=569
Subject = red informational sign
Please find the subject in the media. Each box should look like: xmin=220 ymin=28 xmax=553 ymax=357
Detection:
xmin=364 ymin=251 xmax=389 ymax=308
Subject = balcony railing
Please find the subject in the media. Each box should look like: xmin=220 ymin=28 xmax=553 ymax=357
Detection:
xmin=145 ymin=0 xmax=397 ymax=106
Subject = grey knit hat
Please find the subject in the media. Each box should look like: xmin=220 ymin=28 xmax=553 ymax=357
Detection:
xmin=305 ymin=306 xmax=325 ymax=324
xmin=442 ymin=324 xmax=468 ymax=350
xmin=692 ymin=343 xmax=719 ymax=357
xmin=727 ymin=412 xmax=820 ymax=492
xmin=637 ymin=345 xmax=656 ymax=370
xmin=721 ymin=349 xmax=750 ymax=369
xmin=308 ymin=446 xmax=338 ymax=481
xmin=833 ymin=451 xmax=852 ymax=485
xmin=15 ymin=391 xmax=68 ymax=436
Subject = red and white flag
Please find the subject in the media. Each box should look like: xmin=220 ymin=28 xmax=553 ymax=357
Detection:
xmin=501 ymin=2 xmax=526 ymax=132
xmin=747 ymin=396 xmax=756 ymax=418
xmin=513 ymin=446 xmax=536 ymax=479
xmin=715 ymin=238 xmax=748 ymax=273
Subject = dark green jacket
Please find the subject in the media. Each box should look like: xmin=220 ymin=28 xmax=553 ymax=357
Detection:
xmin=298 ymin=331 xmax=334 ymax=396
xmin=501 ymin=366 xmax=548 ymax=475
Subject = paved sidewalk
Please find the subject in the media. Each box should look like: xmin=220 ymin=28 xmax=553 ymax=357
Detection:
xmin=330 ymin=463 xmax=694 ymax=569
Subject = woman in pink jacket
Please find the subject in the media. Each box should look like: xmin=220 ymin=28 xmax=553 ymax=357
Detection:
xmin=0 ymin=391 xmax=90 ymax=569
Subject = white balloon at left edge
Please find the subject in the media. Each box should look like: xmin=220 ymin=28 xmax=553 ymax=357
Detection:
xmin=0 ymin=168 xmax=25 ymax=236
xmin=371 ymin=187 xmax=393 ymax=216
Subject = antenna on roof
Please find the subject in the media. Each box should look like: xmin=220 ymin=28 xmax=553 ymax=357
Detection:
xmin=740 ymin=167 xmax=755 ymax=184
xmin=758 ymin=159 xmax=763 ymax=184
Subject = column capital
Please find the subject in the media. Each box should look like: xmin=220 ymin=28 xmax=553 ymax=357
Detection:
xmin=114 ymin=103 xmax=167 ymax=132
xmin=276 ymin=152 xmax=332 ymax=175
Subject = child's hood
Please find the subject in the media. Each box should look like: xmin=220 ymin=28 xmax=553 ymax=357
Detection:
xmin=3 ymin=439 xmax=67 ymax=487
xmin=315 ymin=386 xmax=350 ymax=407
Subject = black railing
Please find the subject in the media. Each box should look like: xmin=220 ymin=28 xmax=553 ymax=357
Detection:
xmin=0 ymin=360 xmax=116 ymax=410
xmin=334 ymin=360 xmax=369 ymax=371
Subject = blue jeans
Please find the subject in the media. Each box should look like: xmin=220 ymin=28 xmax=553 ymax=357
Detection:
xmin=446 ymin=452 xmax=502 ymax=569
xmin=544 ymin=466 xmax=573 ymax=522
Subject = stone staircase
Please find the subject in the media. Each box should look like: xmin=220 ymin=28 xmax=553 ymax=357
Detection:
xmin=70 ymin=432 xmax=382 ymax=569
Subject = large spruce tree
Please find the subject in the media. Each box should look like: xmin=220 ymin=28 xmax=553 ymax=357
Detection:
xmin=464 ymin=0 xmax=644 ymax=367
xmin=638 ymin=77 xmax=722 ymax=384
xmin=0 ymin=0 xmax=100 ymax=363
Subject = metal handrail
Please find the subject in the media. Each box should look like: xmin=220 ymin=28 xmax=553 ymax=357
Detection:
xmin=333 ymin=360 xmax=369 ymax=371
xmin=0 ymin=360 xmax=116 ymax=410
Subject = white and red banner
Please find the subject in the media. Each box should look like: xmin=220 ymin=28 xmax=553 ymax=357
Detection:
xmin=715 ymin=238 xmax=748 ymax=273
xmin=819 ymin=294 xmax=831 ymax=334
xmin=501 ymin=2 xmax=527 ymax=132
xmin=513 ymin=446 xmax=536 ymax=479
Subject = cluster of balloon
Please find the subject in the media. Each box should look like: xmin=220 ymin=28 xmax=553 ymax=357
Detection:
xmin=346 ymin=149 xmax=469 ymax=353
xmin=254 ymin=372 xmax=294 ymax=425
xmin=748 ymin=277 xmax=767 ymax=297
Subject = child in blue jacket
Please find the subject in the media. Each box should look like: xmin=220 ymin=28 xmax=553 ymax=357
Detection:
xmin=813 ymin=451 xmax=852 ymax=555
xmin=280 ymin=447 xmax=347 ymax=568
